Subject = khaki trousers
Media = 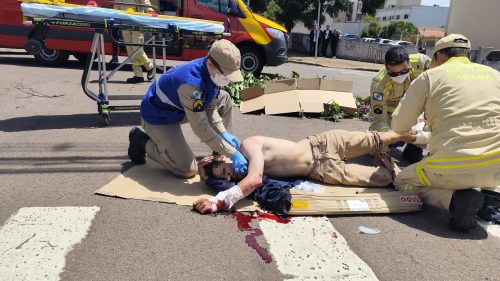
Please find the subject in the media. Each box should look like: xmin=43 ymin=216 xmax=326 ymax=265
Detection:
xmin=395 ymin=162 xmax=500 ymax=210
xmin=142 ymin=91 xmax=233 ymax=178
xmin=307 ymin=130 xmax=394 ymax=187
xmin=121 ymin=30 xmax=153 ymax=77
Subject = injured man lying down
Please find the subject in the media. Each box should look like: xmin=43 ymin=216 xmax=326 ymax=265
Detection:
xmin=193 ymin=130 xmax=414 ymax=215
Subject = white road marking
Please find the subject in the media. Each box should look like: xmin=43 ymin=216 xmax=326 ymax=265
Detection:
xmin=479 ymin=221 xmax=500 ymax=239
xmin=259 ymin=216 xmax=378 ymax=281
xmin=0 ymin=207 xmax=100 ymax=281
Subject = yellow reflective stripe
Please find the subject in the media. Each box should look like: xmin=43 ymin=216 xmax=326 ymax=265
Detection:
xmin=416 ymin=163 xmax=431 ymax=186
xmin=425 ymin=151 xmax=500 ymax=169
xmin=426 ymin=158 xmax=500 ymax=169
xmin=403 ymin=183 xmax=414 ymax=191
xmin=426 ymin=151 xmax=500 ymax=162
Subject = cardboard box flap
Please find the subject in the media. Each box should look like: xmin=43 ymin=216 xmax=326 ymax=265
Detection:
xmin=264 ymin=78 xmax=296 ymax=94
xmin=264 ymin=90 xmax=300 ymax=115
xmin=297 ymin=78 xmax=321 ymax=90
xmin=321 ymin=91 xmax=357 ymax=111
xmin=241 ymin=85 xmax=265 ymax=101
xmin=320 ymin=79 xmax=353 ymax=92
xmin=240 ymin=95 xmax=265 ymax=113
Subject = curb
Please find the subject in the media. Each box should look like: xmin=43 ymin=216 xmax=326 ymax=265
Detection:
xmin=288 ymin=59 xmax=380 ymax=72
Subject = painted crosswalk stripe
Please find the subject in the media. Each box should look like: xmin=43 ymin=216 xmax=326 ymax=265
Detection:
xmin=259 ymin=216 xmax=378 ymax=281
xmin=479 ymin=221 xmax=500 ymax=239
xmin=0 ymin=207 xmax=100 ymax=281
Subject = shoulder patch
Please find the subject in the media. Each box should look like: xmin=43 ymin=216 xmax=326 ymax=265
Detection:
xmin=372 ymin=92 xmax=384 ymax=101
xmin=373 ymin=105 xmax=383 ymax=114
xmin=193 ymin=99 xmax=204 ymax=112
xmin=191 ymin=90 xmax=202 ymax=100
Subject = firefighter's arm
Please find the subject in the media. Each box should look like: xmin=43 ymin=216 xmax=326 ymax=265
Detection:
xmin=178 ymin=84 xmax=236 ymax=157
xmin=391 ymin=73 xmax=429 ymax=134
xmin=369 ymin=77 xmax=390 ymax=132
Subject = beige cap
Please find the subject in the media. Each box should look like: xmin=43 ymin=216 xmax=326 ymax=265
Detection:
xmin=208 ymin=39 xmax=244 ymax=82
xmin=430 ymin=34 xmax=471 ymax=67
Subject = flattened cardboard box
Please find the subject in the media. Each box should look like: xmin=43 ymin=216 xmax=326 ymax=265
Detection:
xmin=289 ymin=187 xmax=422 ymax=215
xmin=240 ymin=78 xmax=357 ymax=115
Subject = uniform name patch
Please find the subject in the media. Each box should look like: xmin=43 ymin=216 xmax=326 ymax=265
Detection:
xmin=373 ymin=92 xmax=384 ymax=101
xmin=373 ymin=105 xmax=383 ymax=114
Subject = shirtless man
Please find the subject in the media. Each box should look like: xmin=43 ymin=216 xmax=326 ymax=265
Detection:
xmin=193 ymin=130 xmax=414 ymax=214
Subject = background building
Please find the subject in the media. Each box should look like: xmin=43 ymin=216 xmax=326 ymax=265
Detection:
xmin=375 ymin=3 xmax=448 ymax=28
xmin=447 ymin=0 xmax=500 ymax=49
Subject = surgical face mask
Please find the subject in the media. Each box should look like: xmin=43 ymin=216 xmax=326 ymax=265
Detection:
xmin=390 ymin=73 xmax=409 ymax=84
xmin=211 ymin=72 xmax=230 ymax=87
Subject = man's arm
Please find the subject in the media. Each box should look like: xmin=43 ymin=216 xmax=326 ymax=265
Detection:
xmin=178 ymin=84 xmax=236 ymax=157
xmin=391 ymin=73 xmax=430 ymax=134
xmin=205 ymin=96 xmax=226 ymax=134
xmin=192 ymin=136 xmax=266 ymax=214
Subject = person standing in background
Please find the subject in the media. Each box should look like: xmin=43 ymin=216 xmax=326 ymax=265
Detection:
xmin=330 ymin=29 xmax=340 ymax=58
xmin=114 ymin=0 xmax=155 ymax=83
xmin=309 ymin=24 xmax=320 ymax=56
xmin=321 ymin=25 xmax=332 ymax=57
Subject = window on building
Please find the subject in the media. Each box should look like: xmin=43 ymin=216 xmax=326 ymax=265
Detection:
xmin=382 ymin=16 xmax=387 ymax=21
xmin=389 ymin=15 xmax=394 ymax=20
xmin=396 ymin=15 xmax=400 ymax=19
xmin=404 ymin=14 xmax=409 ymax=19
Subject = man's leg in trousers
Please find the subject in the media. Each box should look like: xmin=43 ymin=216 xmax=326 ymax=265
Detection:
xmin=142 ymin=120 xmax=197 ymax=178
xmin=122 ymin=30 xmax=143 ymax=77
xmin=326 ymin=130 xmax=382 ymax=160
xmin=395 ymin=162 xmax=455 ymax=210
xmin=216 ymin=90 xmax=233 ymax=132
xmin=332 ymin=161 xmax=393 ymax=187
xmin=131 ymin=31 xmax=153 ymax=72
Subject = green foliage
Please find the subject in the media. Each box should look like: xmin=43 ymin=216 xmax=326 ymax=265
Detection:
xmin=321 ymin=101 xmax=345 ymax=122
xmin=361 ymin=0 xmax=386 ymax=16
xmin=271 ymin=0 xmax=350 ymax=31
xmin=387 ymin=21 xmax=419 ymax=37
xmin=353 ymin=95 xmax=371 ymax=120
xmin=248 ymin=0 xmax=270 ymax=13
xmin=361 ymin=21 xmax=381 ymax=38
xmin=223 ymin=71 xmax=299 ymax=106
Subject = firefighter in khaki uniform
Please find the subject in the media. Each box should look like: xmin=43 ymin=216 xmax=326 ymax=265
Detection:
xmin=370 ymin=47 xmax=431 ymax=162
xmin=127 ymin=39 xmax=248 ymax=178
xmin=115 ymin=0 xmax=155 ymax=83
xmin=391 ymin=34 xmax=500 ymax=231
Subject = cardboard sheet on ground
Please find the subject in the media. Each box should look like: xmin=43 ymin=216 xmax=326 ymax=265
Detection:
xmin=239 ymin=78 xmax=357 ymax=116
xmin=95 ymin=161 xmax=422 ymax=215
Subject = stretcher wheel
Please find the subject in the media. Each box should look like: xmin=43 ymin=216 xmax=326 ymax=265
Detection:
xmin=103 ymin=113 xmax=110 ymax=126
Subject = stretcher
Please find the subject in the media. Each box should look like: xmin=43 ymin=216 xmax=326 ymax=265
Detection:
xmin=21 ymin=1 xmax=225 ymax=125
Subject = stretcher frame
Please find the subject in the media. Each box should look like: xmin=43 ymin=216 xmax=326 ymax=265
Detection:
xmin=25 ymin=2 xmax=224 ymax=125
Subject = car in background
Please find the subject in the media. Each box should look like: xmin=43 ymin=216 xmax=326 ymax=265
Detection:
xmin=361 ymin=37 xmax=375 ymax=42
xmin=390 ymin=40 xmax=416 ymax=47
xmin=378 ymin=39 xmax=394 ymax=45
xmin=482 ymin=50 xmax=500 ymax=71
xmin=340 ymin=34 xmax=360 ymax=40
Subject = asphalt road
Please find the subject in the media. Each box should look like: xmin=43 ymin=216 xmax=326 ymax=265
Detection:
xmin=0 ymin=52 xmax=499 ymax=281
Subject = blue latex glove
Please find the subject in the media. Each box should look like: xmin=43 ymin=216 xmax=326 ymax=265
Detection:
xmin=230 ymin=150 xmax=248 ymax=175
xmin=220 ymin=132 xmax=241 ymax=150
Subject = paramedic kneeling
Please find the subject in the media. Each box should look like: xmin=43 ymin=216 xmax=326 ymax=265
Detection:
xmin=127 ymin=39 xmax=248 ymax=178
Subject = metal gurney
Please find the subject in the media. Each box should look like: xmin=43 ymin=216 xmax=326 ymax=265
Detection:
xmin=21 ymin=1 xmax=225 ymax=125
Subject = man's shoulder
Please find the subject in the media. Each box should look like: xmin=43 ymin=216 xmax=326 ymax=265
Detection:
xmin=372 ymin=68 xmax=390 ymax=86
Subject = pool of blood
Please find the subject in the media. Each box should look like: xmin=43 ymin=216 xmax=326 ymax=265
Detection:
xmin=231 ymin=211 xmax=291 ymax=264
